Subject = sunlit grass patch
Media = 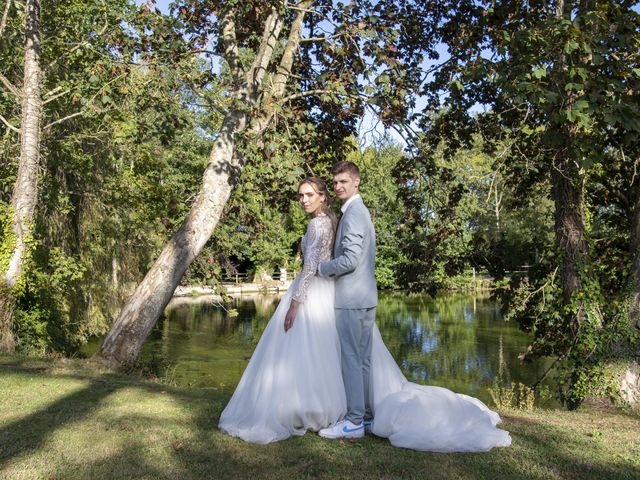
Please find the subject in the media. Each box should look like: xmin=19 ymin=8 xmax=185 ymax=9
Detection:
xmin=1 ymin=354 xmax=639 ymax=480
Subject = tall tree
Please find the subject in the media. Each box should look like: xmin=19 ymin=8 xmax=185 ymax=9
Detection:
xmin=97 ymin=0 xmax=316 ymax=367
xmin=0 ymin=0 xmax=149 ymax=353
xmin=421 ymin=0 xmax=640 ymax=406
xmin=0 ymin=0 xmax=42 ymax=351
xmin=0 ymin=0 xmax=169 ymax=348
xmin=98 ymin=0 xmax=445 ymax=368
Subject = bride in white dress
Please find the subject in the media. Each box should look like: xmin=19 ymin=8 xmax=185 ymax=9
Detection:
xmin=218 ymin=177 xmax=512 ymax=452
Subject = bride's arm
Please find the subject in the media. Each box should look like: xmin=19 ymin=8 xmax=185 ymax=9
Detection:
xmin=284 ymin=217 xmax=326 ymax=332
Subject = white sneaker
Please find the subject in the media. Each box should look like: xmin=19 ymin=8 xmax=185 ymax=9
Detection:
xmin=318 ymin=419 xmax=365 ymax=439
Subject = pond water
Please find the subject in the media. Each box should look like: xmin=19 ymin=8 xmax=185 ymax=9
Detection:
xmin=90 ymin=291 xmax=552 ymax=405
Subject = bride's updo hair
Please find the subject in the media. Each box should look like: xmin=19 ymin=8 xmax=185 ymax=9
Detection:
xmin=298 ymin=176 xmax=338 ymax=233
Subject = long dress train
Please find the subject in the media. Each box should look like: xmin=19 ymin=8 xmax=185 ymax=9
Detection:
xmin=369 ymin=327 xmax=512 ymax=452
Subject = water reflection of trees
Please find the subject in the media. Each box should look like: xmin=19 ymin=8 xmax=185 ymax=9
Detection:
xmin=377 ymin=293 xmax=480 ymax=392
xmin=139 ymin=295 xmax=280 ymax=388
xmin=141 ymin=292 xmax=551 ymax=397
xmin=376 ymin=292 xmax=547 ymax=399
xmin=162 ymin=294 xmax=279 ymax=342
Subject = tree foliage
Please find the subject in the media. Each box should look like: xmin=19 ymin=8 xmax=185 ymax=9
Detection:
xmin=419 ymin=0 xmax=640 ymax=406
xmin=1 ymin=0 xmax=220 ymax=353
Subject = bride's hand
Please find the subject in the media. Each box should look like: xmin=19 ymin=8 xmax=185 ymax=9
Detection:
xmin=284 ymin=301 xmax=299 ymax=332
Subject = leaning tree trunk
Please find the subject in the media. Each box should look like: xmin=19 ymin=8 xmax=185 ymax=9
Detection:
xmin=98 ymin=109 xmax=248 ymax=367
xmin=97 ymin=2 xmax=312 ymax=369
xmin=0 ymin=0 xmax=43 ymax=352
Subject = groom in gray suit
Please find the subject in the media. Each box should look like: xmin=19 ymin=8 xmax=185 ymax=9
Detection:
xmin=318 ymin=161 xmax=377 ymax=439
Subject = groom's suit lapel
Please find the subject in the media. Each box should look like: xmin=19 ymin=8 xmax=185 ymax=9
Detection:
xmin=335 ymin=214 xmax=344 ymax=257
xmin=335 ymin=197 xmax=361 ymax=256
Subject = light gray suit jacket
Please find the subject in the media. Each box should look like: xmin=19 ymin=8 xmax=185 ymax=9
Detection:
xmin=319 ymin=196 xmax=377 ymax=309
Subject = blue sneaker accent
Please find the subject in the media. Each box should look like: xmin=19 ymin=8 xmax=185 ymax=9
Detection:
xmin=319 ymin=419 xmax=365 ymax=439
xmin=342 ymin=424 xmax=364 ymax=433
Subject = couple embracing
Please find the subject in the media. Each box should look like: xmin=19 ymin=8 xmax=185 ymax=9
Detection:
xmin=219 ymin=162 xmax=512 ymax=452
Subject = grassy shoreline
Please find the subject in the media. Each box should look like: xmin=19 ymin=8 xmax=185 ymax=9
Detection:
xmin=1 ymin=355 xmax=639 ymax=480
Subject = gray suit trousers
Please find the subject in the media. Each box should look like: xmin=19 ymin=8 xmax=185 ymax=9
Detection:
xmin=336 ymin=307 xmax=376 ymax=424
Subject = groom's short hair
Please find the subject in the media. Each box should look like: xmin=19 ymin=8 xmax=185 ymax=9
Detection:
xmin=332 ymin=161 xmax=360 ymax=179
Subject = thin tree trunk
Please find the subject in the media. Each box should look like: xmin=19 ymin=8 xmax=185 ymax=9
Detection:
xmin=0 ymin=0 xmax=42 ymax=352
xmin=0 ymin=0 xmax=12 ymax=38
xmin=111 ymin=256 xmax=118 ymax=288
xmin=494 ymin=183 xmax=501 ymax=237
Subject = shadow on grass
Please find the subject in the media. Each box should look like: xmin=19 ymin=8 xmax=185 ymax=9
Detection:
xmin=1 ymin=359 xmax=639 ymax=480
xmin=155 ymin=394 xmax=640 ymax=480
xmin=0 ymin=359 xmax=204 ymax=468
xmin=0 ymin=372 xmax=119 ymax=466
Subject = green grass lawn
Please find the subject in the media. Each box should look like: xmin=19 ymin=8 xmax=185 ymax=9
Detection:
xmin=1 ymin=355 xmax=639 ymax=480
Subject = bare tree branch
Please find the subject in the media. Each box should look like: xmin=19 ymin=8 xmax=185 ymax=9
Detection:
xmin=0 ymin=113 xmax=19 ymax=133
xmin=220 ymin=8 xmax=243 ymax=87
xmin=419 ymin=57 xmax=455 ymax=84
xmin=248 ymin=6 xmax=284 ymax=95
xmin=358 ymin=113 xmax=382 ymax=148
xmin=0 ymin=71 xmax=21 ymax=98
xmin=43 ymin=87 xmax=72 ymax=104
xmin=0 ymin=0 xmax=11 ymax=38
xmin=42 ymin=111 xmax=84 ymax=130
xmin=279 ymin=88 xmax=334 ymax=103
xmin=85 ymin=73 xmax=126 ymax=104
xmin=42 ymin=71 xmax=124 ymax=131
xmin=279 ymin=88 xmax=364 ymax=104
xmin=389 ymin=123 xmax=415 ymax=145
xmin=285 ymin=72 xmax=314 ymax=81
xmin=299 ymin=33 xmax=342 ymax=43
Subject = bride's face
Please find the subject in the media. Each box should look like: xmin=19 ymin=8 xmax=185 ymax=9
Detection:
xmin=298 ymin=183 xmax=325 ymax=216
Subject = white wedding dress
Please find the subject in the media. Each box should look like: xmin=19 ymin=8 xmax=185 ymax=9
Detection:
xmin=219 ymin=215 xmax=512 ymax=451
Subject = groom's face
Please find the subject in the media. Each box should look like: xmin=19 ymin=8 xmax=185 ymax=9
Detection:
xmin=333 ymin=172 xmax=360 ymax=202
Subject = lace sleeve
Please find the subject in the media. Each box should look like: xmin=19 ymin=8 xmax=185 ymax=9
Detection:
xmin=292 ymin=217 xmax=329 ymax=303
